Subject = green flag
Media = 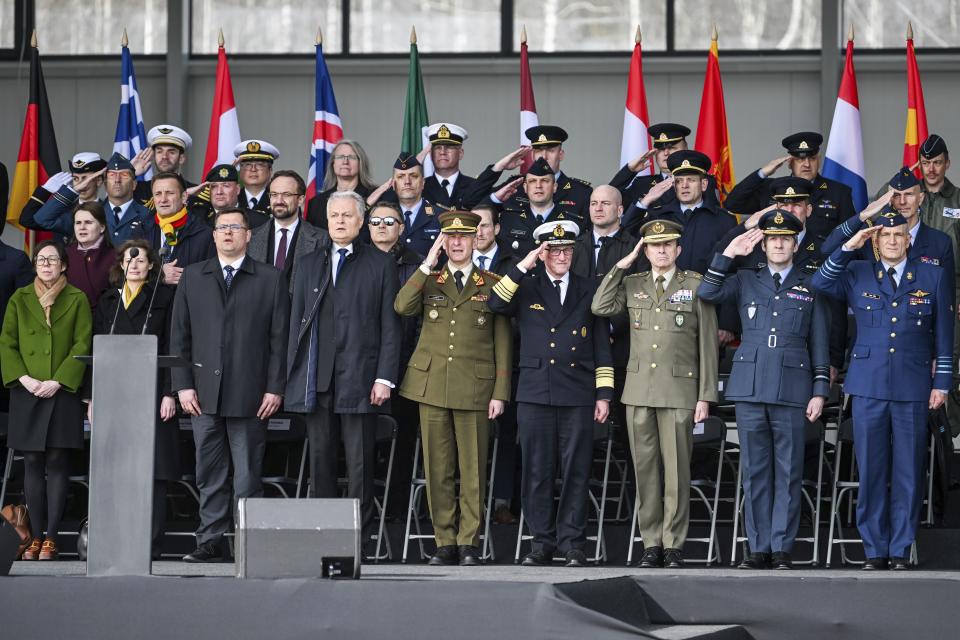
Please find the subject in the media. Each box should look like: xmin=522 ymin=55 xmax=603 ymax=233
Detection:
xmin=401 ymin=33 xmax=429 ymax=154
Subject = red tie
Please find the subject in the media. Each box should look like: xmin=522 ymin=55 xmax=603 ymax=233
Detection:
xmin=275 ymin=228 xmax=288 ymax=270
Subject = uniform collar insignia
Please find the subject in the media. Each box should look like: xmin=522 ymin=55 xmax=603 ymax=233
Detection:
xmin=819 ymin=182 xmax=828 ymax=190
xmin=436 ymin=271 xmax=448 ymax=284
xmin=472 ymin=271 xmax=484 ymax=286
xmin=906 ymin=271 xmax=913 ymax=280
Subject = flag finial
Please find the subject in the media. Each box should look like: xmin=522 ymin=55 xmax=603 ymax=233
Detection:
xmin=847 ymin=23 xmax=854 ymax=43
xmin=316 ymin=26 xmax=322 ymax=46
xmin=30 ymin=28 xmax=37 ymax=48
xmin=218 ymin=28 xmax=225 ymax=48
xmin=906 ymin=21 xmax=913 ymax=41
xmin=712 ymin=23 xmax=718 ymax=42
xmin=635 ymin=25 xmax=641 ymax=44
xmin=121 ymin=27 xmax=129 ymax=48
xmin=410 ymin=25 xmax=417 ymax=45
xmin=521 ymin=24 xmax=527 ymax=44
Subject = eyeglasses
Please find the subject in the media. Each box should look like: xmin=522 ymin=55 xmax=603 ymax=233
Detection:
xmin=369 ymin=217 xmax=399 ymax=227
xmin=333 ymin=154 xmax=359 ymax=162
xmin=214 ymin=224 xmax=247 ymax=233
xmin=269 ymin=192 xmax=301 ymax=200
xmin=546 ymin=247 xmax=574 ymax=256
xmin=35 ymin=256 xmax=62 ymax=266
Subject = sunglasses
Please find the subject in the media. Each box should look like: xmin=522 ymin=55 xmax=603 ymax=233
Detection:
xmin=369 ymin=216 xmax=400 ymax=227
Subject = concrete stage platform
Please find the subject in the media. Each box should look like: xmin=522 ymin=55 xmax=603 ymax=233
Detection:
xmin=4 ymin=562 xmax=959 ymax=640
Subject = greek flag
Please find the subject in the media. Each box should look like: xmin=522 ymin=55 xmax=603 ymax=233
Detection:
xmin=113 ymin=44 xmax=150 ymax=181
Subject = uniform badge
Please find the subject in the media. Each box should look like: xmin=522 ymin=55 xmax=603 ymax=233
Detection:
xmin=920 ymin=256 xmax=940 ymax=266
xmin=943 ymin=207 xmax=960 ymax=219
xmin=675 ymin=313 xmax=684 ymax=327
xmin=670 ymin=289 xmax=693 ymax=303
xmin=790 ymin=285 xmax=809 ymax=293
xmin=529 ymin=303 xmax=545 ymax=311
xmin=909 ymin=289 xmax=930 ymax=298
xmin=861 ymin=291 xmax=880 ymax=300
xmin=581 ymin=327 xmax=587 ymax=337
xmin=424 ymin=206 xmax=434 ymax=216
xmin=471 ymin=294 xmax=489 ymax=302
xmin=906 ymin=271 xmax=913 ymax=281
xmin=428 ymin=309 xmax=439 ymax=320
xmin=472 ymin=271 xmax=485 ymax=287
xmin=747 ymin=304 xmax=756 ymax=320
xmin=476 ymin=315 xmax=487 ymax=326
xmin=563 ymin=183 xmax=571 ymax=190
xmin=632 ymin=292 xmax=649 ymax=300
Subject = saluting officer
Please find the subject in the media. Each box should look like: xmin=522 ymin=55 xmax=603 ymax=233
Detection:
xmin=393 ymin=152 xmax=446 ymax=258
xmin=422 ymin=123 xmax=499 ymax=210
xmin=395 ymin=211 xmax=512 ymax=567
xmin=497 ymin=158 xmax=585 ymax=257
xmin=700 ymin=210 xmax=831 ymax=570
xmin=488 ymin=220 xmax=614 ymax=567
xmin=592 ymin=219 xmax=719 ymax=569
xmin=812 ymin=211 xmax=953 ymax=570
xmin=724 ymin=132 xmax=855 ymax=242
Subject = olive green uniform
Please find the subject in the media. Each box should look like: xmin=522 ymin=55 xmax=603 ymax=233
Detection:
xmin=395 ymin=265 xmax=512 ymax=547
xmin=592 ymin=266 xmax=718 ymax=549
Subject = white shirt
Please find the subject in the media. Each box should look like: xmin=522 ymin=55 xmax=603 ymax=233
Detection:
xmin=473 ymin=246 xmax=498 ymax=271
xmin=106 ymin=198 xmax=135 ymax=223
xmin=908 ymin=219 xmax=920 ymax=245
xmin=880 ymin=258 xmax=907 ymax=285
xmin=448 ymin=262 xmax=473 ymax=285
xmin=219 ymin=256 xmax=245 ymax=284
xmin=436 ymin=172 xmax=459 ymax=197
xmin=592 ymin=229 xmax=619 ymax=264
xmin=273 ymin=218 xmax=300 ymax=264
xmin=244 ymin=189 xmax=265 ymax=208
xmin=544 ymin=269 xmax=571 ymax=304
xmin=331 ymin=242 xmax=354 ymax=284
xmin=650 ymin=266 xmax=676 ymax=293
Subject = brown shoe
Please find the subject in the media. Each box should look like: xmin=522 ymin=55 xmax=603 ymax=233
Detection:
xmin=493 ymin=505 xmax=517 ymax=525
xmin=38 ymin=539 xmax=58 ymax=561
xmin=1 ymin=504 xmax=32 ymax=558
xmin=21 ymin=538 xmax=42 ymax=561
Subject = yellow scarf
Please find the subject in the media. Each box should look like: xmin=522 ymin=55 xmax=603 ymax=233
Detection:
xmin=34 ymin=275 xmax=68 ymax=326
xmin=157 ymin=207 xmax=189 ymax=246
xmin=123 ymin=281 xmax=145 ymax=309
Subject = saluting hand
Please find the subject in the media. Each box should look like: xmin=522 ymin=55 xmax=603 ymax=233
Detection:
xmin=743 ymin=204 xmax=777 ymax=230
xmin=723 ymin=228 xmax=763 ymax=258
xmin=493 ymin=147 xmax=530 ymax=172
xmin=615 ymin=236 xmax=645 ymax=271
xmin=366 ymin=177 xmax=394 ymax=206
xmin=416 ymin=143 xmax=432 ymax=165
xmin=493 ymin=177 xmax=524 ymax=203
xmin=131 ymin=148 xmax=153 ymax=177
xmin=640 ymin=175 xmax=674 ymax=208
xmin=73 ymin=168 xmax=106 ymax=192
xmin=760 ymin=155 xmax=793 ymax=177
xmin=518 ymin=244 xmax=547 ymax=271
xmin=842 ymin=225 xmax=880 ymax=251
xmin=627 ymin=148 xmax=657 ymax=173
xmin=858 ymin=189 xmax=894 ymax=222
xmin=423 ymin=234 xmax=445 ymax=270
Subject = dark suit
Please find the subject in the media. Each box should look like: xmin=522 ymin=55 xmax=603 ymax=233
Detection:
xmin=285 ymin=242 xmax=401 ymax=535
xmin=306 ymin=184 xmax=374 ymax=229
xmin=488 ymin=265 xmax=614 ymax=555
xmin=141 ymin=213 xmax=217 ymax=271
xmin=170 ymin=256 xmax=290 ymax=545
xmin=247 ymin=218 xmax=329 ymax=294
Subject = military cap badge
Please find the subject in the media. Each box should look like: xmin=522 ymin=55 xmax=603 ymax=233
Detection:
xmin=219 ymin=167 xmax=229 ymax=179
xmin=159 ymin=127 xmax=173 ymax=134
xmin=537 ymin=134 xmax=547 ymax=143
xmin=785 ymin=187 xmax=796 ymax=196
xmin=247 ymin=141 xmax=261 ymax=153
xmin=681 ymin=159 xmax=691 ymax=168
xmin=774 ymin=212 xmax=784 ymax=224
xmin=553 ymin=224 xmax=564 ymax=237
xmin=73 ymin=159 xmax=85 ymax=168
xmin=657 ymin=133 xmax=669 ymax=142
xmin=438 ymin=125 xmax=451 ymax=139
xmin=799 ymin=141 xmax=809 ymax=149
xmin=652 ymin=222 xmax=665 ymax=234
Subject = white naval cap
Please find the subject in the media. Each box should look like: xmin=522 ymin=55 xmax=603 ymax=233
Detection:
xmin=233 ymin=139 xmax=280 ymax=162
xmin=427 ymin=122 xmax=468 ymax=146
xmin=69 ymin=152 xmax=106 ymax=173
xmin=147 ymin=124 xmax=192 ymax=151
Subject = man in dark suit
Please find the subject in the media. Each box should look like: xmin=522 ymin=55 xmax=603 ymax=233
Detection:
xmin=170 ymin=208 xmax=290 ymax=562
xmin=488 ymin=220 xmax=614 ymax=567
xmin=248 ymin=170 xmax=328 ymax=294
xmin=422 ymin=123 xmax=499 ymax=210
xmin=285 ymin=191 xmax=401 ymax=547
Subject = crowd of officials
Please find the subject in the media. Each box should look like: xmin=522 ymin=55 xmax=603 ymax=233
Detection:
xmin=0 ymin=119 xmax=956 ymax=571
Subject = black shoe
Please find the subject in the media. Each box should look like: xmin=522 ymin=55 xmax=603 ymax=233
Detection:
xmin=428 ymin=545 xmax=459 ymax=566
xmin=664 ymin=548 xmax=685 ymax=568
xmin=863 ymin=557 xmax=888 ymax=571
xmin=564 ymin=549 xmax=588 ymax=567
xmin=890 ymin=557 xmax=911 ymax=571
xmin=638 ymin=546 xmax=664 ymax=568
xmin=458 ymin=545 xmax=482 ymax=566
xmin=772 ymin=552 xmax=793 ymax=570
xmin=521 ymin=549 xmax=553 ymax=566
xmin=738 ymin=552 xmax=770 ymax=570
xmin=183 ymin=541 xmax=224 ymax=563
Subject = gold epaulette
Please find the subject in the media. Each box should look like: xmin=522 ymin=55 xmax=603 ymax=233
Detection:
xmin=683 ymin=270 xmax=702 ymax=280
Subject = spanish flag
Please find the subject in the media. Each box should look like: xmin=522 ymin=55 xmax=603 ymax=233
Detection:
xmin=6 ymin=31 xmax=61 ymax=244
xmin=694 ymin=27 xmax=734 ymax=203
xmin=902 ymin=22 xmax=928 ymax=178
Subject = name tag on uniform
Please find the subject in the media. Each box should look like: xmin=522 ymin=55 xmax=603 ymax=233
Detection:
xmin=919 ymin=256 xmax=941 ymax=266
xmin=818 ymin=200 xmax=837 ymax=209
xmin=943 ymin=207 xmax=960 ymax=219
xmin=428 ymin=294 xmax=446 ymax=301
xmin=669 ymin=289 xmax=693 ymax=303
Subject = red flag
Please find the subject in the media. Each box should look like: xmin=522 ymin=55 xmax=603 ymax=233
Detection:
xmin=695 ymin=31 xmax=735 ymax=203
xmin=519 ymin=27 xmax=539 ymax=174
xmin=902 ymin=23 xmax=928 ymax=177
xmin=6 ymin=32 xmax=60 ymax=249
xmin=620 ymin=26 xmax=652 ymax=173
xmin=203 ymin=33 xmax=241 ymax=176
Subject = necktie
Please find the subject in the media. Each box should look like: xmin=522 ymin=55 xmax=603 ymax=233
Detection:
xmin=887 ymin=266 xmax=898 ymax=290
xmin=275 ymin=228 xmax=288 ymax=270
xmin=594 ymin=236 xmax=609 ymax=268
xmin=250 ymin=197 xmax=258 ymax=209
xmin=553 ymin=279 xmax=563 ymax=304
xmin=773 ymin=272 xmax=782 ymax=290
xmin=404 ymin=210 xmax=413 ymax=232
xmin=223 ymin=265 xmax=235 ymax=291
xmin=655 ymin=275 xmax=665 ymax=300
xmin=335 ymin=248 xmax=348 ymax=285
xmin=535 ymin=214 xmax=544 ymax=225
xmin=113 ymin=206 xmax=122 ymax=227
xmin=477 ymin=256 xmax=488 ymax=271
xmin=441 ymin=179 xmax=451 ymax=196
xmin=454 ymin=270 xmax=465 ymax=292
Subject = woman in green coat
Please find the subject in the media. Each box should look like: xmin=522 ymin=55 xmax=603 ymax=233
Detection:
xmin=0 ymin=241 xmax=92 ymax=560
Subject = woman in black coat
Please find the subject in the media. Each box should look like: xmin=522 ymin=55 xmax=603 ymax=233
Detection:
xmin=91 ymin=239 xmax=178 ymax=552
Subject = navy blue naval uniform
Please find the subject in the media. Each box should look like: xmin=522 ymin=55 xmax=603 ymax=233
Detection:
xmin=488 ymin=262 xmax=614 ymax=556
xmin=700 ymin=253 xmax=830 ymax=555
xmin=812 ymin=246 xmax=953 ymax=561
xmin=496 ymin=203 xmax=585 ymax=257
xmin=399 ymin=198 xmax=445 ymax=258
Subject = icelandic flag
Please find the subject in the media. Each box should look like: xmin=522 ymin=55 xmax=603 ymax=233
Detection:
xmin=822 ymin=37 xmax=867 ymax=212
xmin=113 ymin=44 xmax=150 ymax=181
xmin=306 ymin=40 xmax=343 ymax=201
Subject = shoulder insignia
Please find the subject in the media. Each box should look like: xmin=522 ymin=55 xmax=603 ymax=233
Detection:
xmin=685 ymin=270 xmax=702 ymax=280
xmin=481 ymin=269 xmax=502 ymax=282
xmin=563 ymin=182 xmax=572 ymax=190
xmin=556 ymin=213 xmax=565 ymax=219
xmin=819 ymin=183 xmax=828 ymax=190
xmin=424 ymin=206 xmax=434 ymax=216
xmin=806 ymin=243 xmax=815 ymax=251
xmin=572 ymin=177 xmax=592 ymax=187
xmin=471 ymin=271 xmax=484 ymax=287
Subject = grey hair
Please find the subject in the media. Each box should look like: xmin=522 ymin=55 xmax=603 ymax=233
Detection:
xmin=321 ymin=140 xmax=377 ymax=192
xmin=326 ymin=190 xmax=366 ymax=219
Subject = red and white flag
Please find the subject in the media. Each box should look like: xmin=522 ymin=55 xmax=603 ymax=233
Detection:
xmin=519 ymin=27 xmax=539 ymax=174
xmin=620 ymin=27 xmax=652 ymax=173
xmin=203 ymin=32 xmax=241 ymax=176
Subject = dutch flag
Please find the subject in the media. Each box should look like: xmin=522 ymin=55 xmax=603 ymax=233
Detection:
xmin=306 ymin=34 xmax=343 ymax=201
xmin=113 ymin=40 xmax=150 ymax=181
xmin=822 ymin=36 xmax=868 ymax=212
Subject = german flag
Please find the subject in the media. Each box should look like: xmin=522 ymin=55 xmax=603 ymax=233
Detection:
xmin=6 ymin=30 xmax=61 ymax=247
